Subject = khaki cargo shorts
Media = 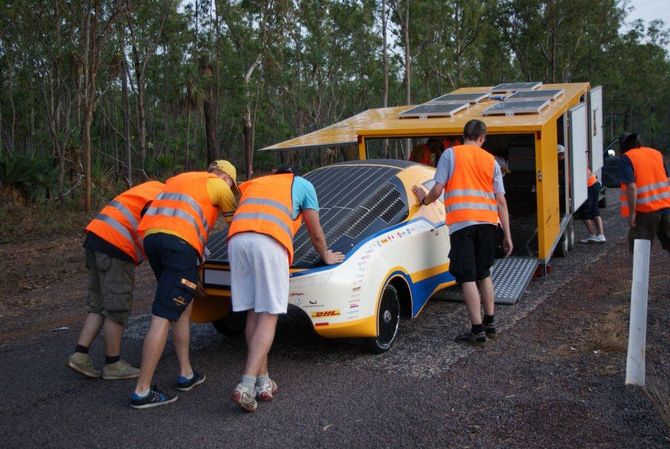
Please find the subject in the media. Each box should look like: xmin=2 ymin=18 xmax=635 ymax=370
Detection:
xmin=86 ymin=248 xmax=135 ymax=325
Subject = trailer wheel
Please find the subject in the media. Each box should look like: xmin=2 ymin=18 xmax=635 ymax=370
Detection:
xmin=554 ymin=232 xmax=569 ymax=257
xmin=212 ymin=311 xmax=247 ymax=337
xmin=567 ymin=220 xmax=575 ymax=250
xmin=366 ymin=283 xmax=400 ymax=354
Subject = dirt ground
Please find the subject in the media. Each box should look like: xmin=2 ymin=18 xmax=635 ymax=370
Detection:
xmin=1 ymin=196 xmax=669 ymax=446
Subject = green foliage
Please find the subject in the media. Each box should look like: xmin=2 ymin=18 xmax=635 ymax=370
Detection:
xmin=0 ymin=152 xmax=57 ymax=202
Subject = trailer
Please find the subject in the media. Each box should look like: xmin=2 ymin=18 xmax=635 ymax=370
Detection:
xmin=257 ymin=82 xmax=605 ymax=303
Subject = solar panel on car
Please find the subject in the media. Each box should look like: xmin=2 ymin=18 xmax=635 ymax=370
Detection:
xmin=206 ymin=160 xmax=411 ymax=268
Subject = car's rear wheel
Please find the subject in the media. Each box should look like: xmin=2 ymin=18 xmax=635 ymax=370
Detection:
xmin=212 ymin=311 xmax=247 ymax=337
xmin=566 ymin=219 xmax=575 ymax=250
xmin=554 ymin=231 xmax=569 ymax=257
xmin=366 ymin=283 xmax=400 ymax=353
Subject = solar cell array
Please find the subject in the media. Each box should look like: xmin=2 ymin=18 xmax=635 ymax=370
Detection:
xmin=491 ymin=82 xmax=542 ymax=93
xmin=428 ymin=92 xmax=490 ymax=104
xmin=506 ymin=89 xmax=564 ymax=101
xmin=482 ymin=99 xmax=551 ymax=116
xmin=206 ymin=160 xmax=411 ymax=268
xmin=399 ymin=102 xmax=469 ymax=119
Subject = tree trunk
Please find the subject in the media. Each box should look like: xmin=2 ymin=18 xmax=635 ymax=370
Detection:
xmin=121 ymin=56 xmax=132 ymax=186
xmin=201 ymin=59 xmax=217 ymax=163
xmin=381 ymin=0 xmax=389 ymax=157
xmin=243 ymin=55 xmax=262 ymax=180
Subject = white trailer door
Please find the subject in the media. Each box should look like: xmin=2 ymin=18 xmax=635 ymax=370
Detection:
xmin=569 ymin=103 xmax=588 ymax=211
xmin=589 ymin=86 xmax=604 ymax=172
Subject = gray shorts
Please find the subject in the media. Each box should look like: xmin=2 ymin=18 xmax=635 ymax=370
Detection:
xmin=228 ymin=233 xmax=289 ymax=314
xmin=627 ymin=211 xmax=670 ymax=252
xmin=86 ymin=248 xmax=135 ymax=325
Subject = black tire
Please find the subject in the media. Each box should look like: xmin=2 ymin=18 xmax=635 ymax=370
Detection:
xmin=554 ymin=232 xmax=569 ymax=257
xmin=212 ymin=311 xmax=247 ymax=337
xmin=567 ymin=219 xmax=575 ymax=251
xmin=366 ymin=283 xmax=400 ymax=353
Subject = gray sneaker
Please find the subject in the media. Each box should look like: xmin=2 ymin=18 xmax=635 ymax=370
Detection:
xmin=67 ymin=352 xmax=101 ymax=378
xmin=231 ymin=383 xmax=258 ymax=412
xmin=596 ymin=234 xmax=606 ymax=243
xmin=102 ymin=360 xmax=140 ymax=380
xmin=255 ymin=379 xmax=278 ymax=402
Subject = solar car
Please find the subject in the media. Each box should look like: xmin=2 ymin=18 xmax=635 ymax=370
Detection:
xmin=192 ymin=160 xmax=456 ymax=352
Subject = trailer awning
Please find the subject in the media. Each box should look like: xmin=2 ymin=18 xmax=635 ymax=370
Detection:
xmin=259 ymin=83 xmax=590 ymax=152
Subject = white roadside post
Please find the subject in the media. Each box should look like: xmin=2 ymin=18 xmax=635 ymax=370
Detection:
xmin=625 ymin=239 xmax=651 ymax=386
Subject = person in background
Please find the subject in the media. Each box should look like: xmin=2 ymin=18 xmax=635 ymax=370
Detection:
xmin=409 ymin=138 xmax=444 ymax=167
xmin=618 ymin=132 xmax=670 ymax=253
xmin=130 ymin=160 xmax=238 ymax=409
xmin=413 ymin=119 xmax=513 ymax=344
xmin=579 ymin=168 xmax=606 ymax=243
xmin=228 ymin=166 xmax=344 ymax=412
xmin=67 ymin=180 xmax=164 ymax=380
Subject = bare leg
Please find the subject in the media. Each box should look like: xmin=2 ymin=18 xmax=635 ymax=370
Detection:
xmin=244 ymin=311 xmax=268 ymax=376
xmin=584 ymin=219 xmax=597 ymax=236
xmin=173 ymin=302 xmax=194 ymax=378
xmin=102 ymin=319 xmax=124 ymax=357
xmin=77 ymin=313 xmax=104 ymax=348
xmin=243 ymin=312 xmax=278 ymax=377
xmin=461 ymin=281 xmax=482 ymax=325
xmin=134 ymin=315 xmax=171 ymax=394
xmin=476 ymin=276 xmax=495 ymax=317
xmin=594 ymin=216 xmax=605 ymax=236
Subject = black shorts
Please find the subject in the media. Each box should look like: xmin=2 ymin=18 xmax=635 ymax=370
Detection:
xmin=448 ymin=224 xmax=497 ymax=283
xmin=143 ymin=233 xmax=200 ymax=321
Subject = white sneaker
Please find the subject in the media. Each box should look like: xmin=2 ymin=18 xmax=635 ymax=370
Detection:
xmin=596 ymin=234 xmax=606 ymax=243
xmin=255 ymin=379 xmax=278 ymax=402
xmin=579 ymin=235 xmax=599 ymax=244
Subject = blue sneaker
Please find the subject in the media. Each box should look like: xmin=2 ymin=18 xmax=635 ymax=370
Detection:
xmin=176 ymin=371 xmax=206 ymax=392
xmin=131 ymin=385 xmax=178 ymax=409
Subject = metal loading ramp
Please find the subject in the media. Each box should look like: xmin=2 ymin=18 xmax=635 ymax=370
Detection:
xmin=435 ymin=257 xmax=538 ymax=304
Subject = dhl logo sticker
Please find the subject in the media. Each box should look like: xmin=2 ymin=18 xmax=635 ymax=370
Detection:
xmin=311 ymin=309 xmax=340 ymax=318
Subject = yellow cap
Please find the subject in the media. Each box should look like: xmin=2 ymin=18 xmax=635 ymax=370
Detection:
xmin=210 ymin=160 xmax=238 ymax=191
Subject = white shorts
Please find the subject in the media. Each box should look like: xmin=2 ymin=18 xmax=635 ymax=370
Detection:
xmin=228 ymin=233 xmax=289 ymax=314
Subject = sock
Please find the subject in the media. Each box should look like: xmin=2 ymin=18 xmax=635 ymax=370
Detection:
xmin=133 ymin=389 xmax=150 ymax=399
xmin=105 ymin=355 xmax=120 ymax=365
xmin=256 ymin=374 xmax=270 ymax=387
xmin=241 ymin=375 xmax=256 ymax=392
xmin=471 ymin=324 xmax=484 ymax=335
xmin=75 ymin=344 xmax=89 ymax=354
xmin=483 ymin=315 xmax=495 ymax=326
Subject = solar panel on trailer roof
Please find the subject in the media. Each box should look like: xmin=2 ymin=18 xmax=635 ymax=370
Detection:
xmin=482 ymin=99 xmax=550 ymax=116
xmin=491 ymin=82 xmax=542 ymax=93
xmin=427 ymin=92 xmax=490 ymax=104
xmin=399 ymin=102 xmax=469 ymax=118
xmin=506 ymin=89 xmax=564 ymax=101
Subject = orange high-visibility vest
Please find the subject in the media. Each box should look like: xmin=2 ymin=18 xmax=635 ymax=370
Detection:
xmin=619 ymin=147 xmax=670 ymax=217
xmin=444 ymin=145 xmax=499 ymax=226
xmin=85 ymin=181 xmax=164 ymax=264
xmin=138 ymin=172 xmax=220 ymax=257
xmin=228 ymin=173 xmax=303 ymax=264
xmin=587 ymin=169 xmax=597 ymax=187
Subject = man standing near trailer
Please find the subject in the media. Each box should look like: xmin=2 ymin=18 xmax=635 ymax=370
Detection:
xmin=228 ymin=167 xmax=344 ymax=412
xmin=618 ymin=133 xmax=670 ymax=253
xmin=412 ymin=119 xmax=513 ymax=343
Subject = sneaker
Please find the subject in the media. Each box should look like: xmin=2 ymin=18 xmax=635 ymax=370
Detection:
xmin=102 ymin=360 xmax=140 ymax=380
xmin=231 ymin=383 xmax=258 ymax=412
xmin=483 ymin=324 xmax=497 ymax=339
xmin=130 ymin=385 xmax=178 ymax=409
xmin=255 ymin=379 xmax=278 ymax=402
xmin=67 ymin=352 xmax=101 ymax=378
xmin=454 ymin=331 xmax=486 ymax=344
xmin=176 ymin=371 xmax=206 ymax=392
xmin=595 ymin=234 xmax=606 ymax=243
xmin=579 ymin=235 xmax=599 ymax=244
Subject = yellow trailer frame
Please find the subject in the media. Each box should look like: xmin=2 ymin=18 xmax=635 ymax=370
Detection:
xmin=260 ymin=82 xmax=596 ymax=265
